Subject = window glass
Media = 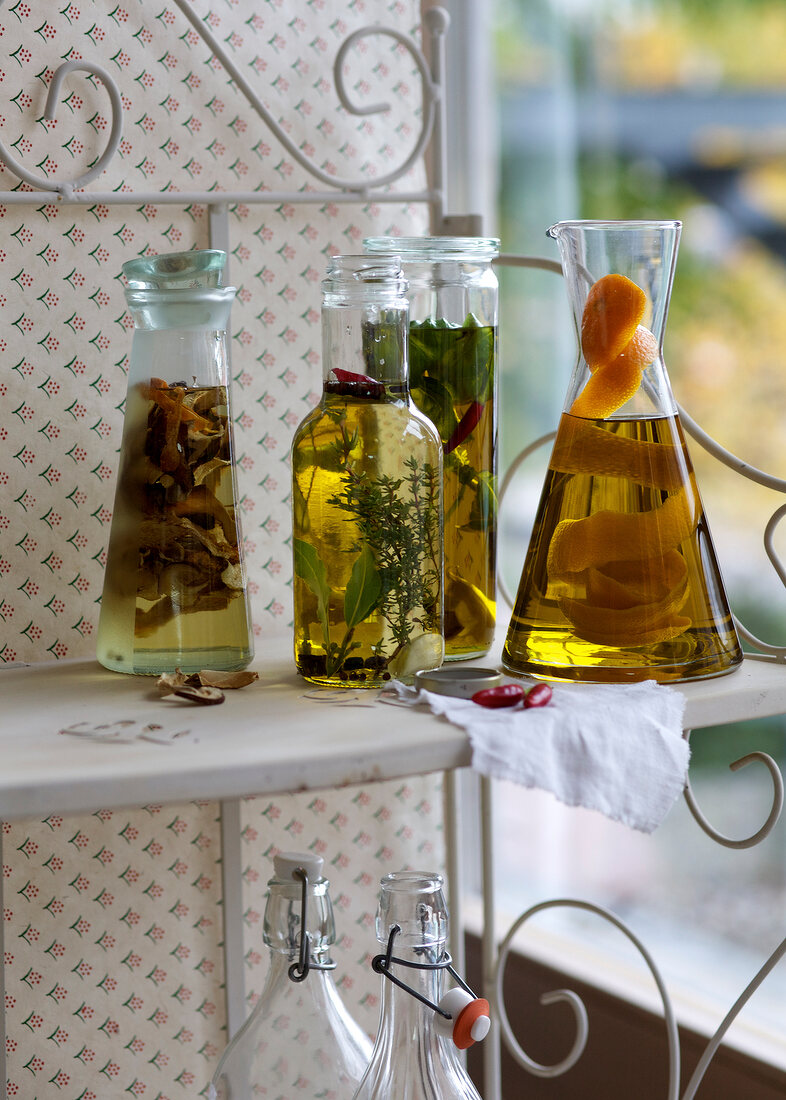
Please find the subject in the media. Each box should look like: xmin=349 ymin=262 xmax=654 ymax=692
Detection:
xmin=493 ymin=0 xmax=786 ymax=1055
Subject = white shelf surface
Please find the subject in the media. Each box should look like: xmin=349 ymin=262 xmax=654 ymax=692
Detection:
xmin=2 ymin=633 xmax=786 ymax=823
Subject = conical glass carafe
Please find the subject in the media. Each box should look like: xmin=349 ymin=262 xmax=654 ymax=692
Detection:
xmin=502 ymin=220 xmax=742 ymax=684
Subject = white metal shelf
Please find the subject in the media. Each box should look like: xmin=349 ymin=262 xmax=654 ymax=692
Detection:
xmin=2 ymin=631 xmax=786 ymax=824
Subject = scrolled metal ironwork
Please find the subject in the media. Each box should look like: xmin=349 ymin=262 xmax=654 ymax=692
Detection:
xmin=492 ymin=898 xmax=680 ymax=1095
xmin=683 ymin=735 xmax=784 ymax=849
xmin=172 ymin=0 xmax=444 ymax=194
xmin=680 ymin=932 xmax=786 ymax=1100
xmin=0 ymin=2 xmax=447 ymax=217
xmin=0 ymin=59 xmax=123 ymax=195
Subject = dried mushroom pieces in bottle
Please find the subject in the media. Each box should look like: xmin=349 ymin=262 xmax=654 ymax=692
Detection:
xmin=131 ymin=379 xmax=242 ymax=636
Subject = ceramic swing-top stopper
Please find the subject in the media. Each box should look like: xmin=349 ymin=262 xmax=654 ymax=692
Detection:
xmin=434 ymin=988 xmax=491 ymax=1049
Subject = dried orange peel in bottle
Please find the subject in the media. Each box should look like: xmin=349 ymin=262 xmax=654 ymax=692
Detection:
xmin=548 ymin=488 xmax=696 ymax=579
xmin=571 ymin=275 xmax=659 ymax=419
xmin=581 ymin=274 xmax=646 ymax=370
xmin=548 ymin=489 xmax=698 ymax=647
xmin=550 ymin=417 xmax=685 ymax=490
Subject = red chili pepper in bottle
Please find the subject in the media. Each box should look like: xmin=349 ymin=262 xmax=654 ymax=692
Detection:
xmin=443 ymin=400 xmax=484 ymax=456
xmin=524 ymin=683 xmax=553 ymax=709
xmin=471 ymin=683 xmax=526 ymax=709
xmin=326 ymin=368 xmax=385 ymax=399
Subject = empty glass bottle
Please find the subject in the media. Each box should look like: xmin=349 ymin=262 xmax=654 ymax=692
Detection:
xmin=364 ymin=236 xmax=499 ymax=661
xmin=209 ymin=851 xmax=372 ymax=1099
xmin=97 ymin=249 xmax=253 ymax=675
xmin=291 ymin=255 xmax=444 ymax=687
xmin=352 ymin=870 xmax=484 ymax=1100
xmin=502 ymin=220 xmax=742 ymax=683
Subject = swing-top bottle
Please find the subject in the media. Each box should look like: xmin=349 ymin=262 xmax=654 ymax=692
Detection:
xmin=352 ymin=870 xmax=484 ymax=1100
xmin=209 ymin=851 xmax=372 ymax=1099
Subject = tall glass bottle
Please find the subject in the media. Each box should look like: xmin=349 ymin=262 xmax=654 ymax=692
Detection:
xmin=503 ymin=220 xmax=742 ymax=683
xmin=352 ymin=870 xmax=484 ymax=1100
xmin=364 ymin=236 xmax=499 ymax=661
xmin=291 ymin=255 xmax=444 ymax=687
xmin=209 ymin=852 xmax=372 ymax=1100
xmin=97 ymin=250 xmax=253 ymax=675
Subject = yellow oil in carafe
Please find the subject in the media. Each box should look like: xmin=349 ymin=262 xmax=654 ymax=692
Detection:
xmin=502 ymin=412 xmax=742 ymax=683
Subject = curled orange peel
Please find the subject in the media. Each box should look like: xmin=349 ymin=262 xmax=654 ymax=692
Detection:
xmin=558 ymin=596 xmax=692 ymax=647
xmin=586 ymin=550 xmax=688 ymax=610
xmin=581 ymin=274 xmax=646 ymax=370
xmin=570 ymin=355 xmax=644 ymax=420
xmin=550 ymin=418 xmax=686 ymax=491
xmin=547 ymin=488 xmax=697 ymax=580
xmin=574 ymin=273 xmax=658 ymax=420
xmin=548 ymin=491 xmax=697 ymax=648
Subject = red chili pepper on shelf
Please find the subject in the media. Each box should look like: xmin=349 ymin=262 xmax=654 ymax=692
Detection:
xmin=443 ymin=400 xmax=484 ymax=456
xmin=471 ymin=683 xmax=525 ymax=709
xmin=524 ymin=683 xmax=553 ymax=709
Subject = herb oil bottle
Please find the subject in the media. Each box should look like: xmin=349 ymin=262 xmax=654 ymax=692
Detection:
xmin=364 ymin=236 xmax=499 ymax=661
xmin=291 ymin=255 xmax=444 ymax=687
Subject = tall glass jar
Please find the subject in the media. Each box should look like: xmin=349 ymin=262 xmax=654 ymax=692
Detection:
xmin=291 ymin=255 xmax=444 ymax=688
xmin=96 ymin=250 xmax=253 ymax=675
xmin=364 ymin=237 xmax=500 ymax=661
xmin=209 ymin=852 xmax=372 ymax=1100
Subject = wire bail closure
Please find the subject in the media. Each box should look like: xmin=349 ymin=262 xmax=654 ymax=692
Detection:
xmin=287 ymin=866 xmax=337 ymax=983
xmin=371 ymin=924 xmax=491 ymax=1048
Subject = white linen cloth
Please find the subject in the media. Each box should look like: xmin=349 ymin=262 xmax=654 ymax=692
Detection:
xmin=386 ymin=678 xmax=689 ymax=833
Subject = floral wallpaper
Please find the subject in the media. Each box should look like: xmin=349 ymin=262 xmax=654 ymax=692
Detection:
xmin=0 ymin=1 xmax=448 ymax=1096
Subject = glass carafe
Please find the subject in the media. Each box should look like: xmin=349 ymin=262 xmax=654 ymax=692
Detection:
xmin=352 ymin=870 xmax=484 ymax=1100
xmin=96 ymin=249 xmax=253 ymax=675
xmin=502 ymin=220 xmax=742 ymax=684
xmin=364 ymin=236 xmax=499 ymax=662
xmin=209 ymin=852 xmax=372 ymax=1100
xmin=291 ymin=255 xmax=444 ymax=688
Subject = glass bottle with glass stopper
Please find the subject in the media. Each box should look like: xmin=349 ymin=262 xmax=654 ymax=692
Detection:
xmin=209 ymin=851 xmax=372 ymax=1099
xmin=96 ymin=249 xmax=253 ymax=675
xmin=352 ymin=869 xmax=489 ymax=1100
xmin=291 ymin=255 xmax=444 ymax=687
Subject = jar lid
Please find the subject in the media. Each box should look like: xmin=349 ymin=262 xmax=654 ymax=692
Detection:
xmin=414 ymin=667 xmax=502 ymax=698
xmin=364 ymin=236 xmax=500 ymax=261
xmin=273 ymin=852 xmax=325 ymax=883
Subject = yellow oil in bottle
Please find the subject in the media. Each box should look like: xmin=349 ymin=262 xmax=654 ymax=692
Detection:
xmin=292 ymin=388 xmax=443 ymax=688
xmin=408 ymin=320 xmax=497 ymax=660
xmin=502 ymin=412 xmax=742 ymax=683
xmin=97 ymin=380 xmax=253 ymax=675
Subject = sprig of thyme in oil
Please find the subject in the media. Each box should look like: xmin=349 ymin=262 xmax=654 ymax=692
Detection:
xmin=328 ymin=455 xmax=441 ymax=662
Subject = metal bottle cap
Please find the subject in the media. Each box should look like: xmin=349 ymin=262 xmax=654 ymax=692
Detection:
xmin=414 ymin=667 xmax=503 ymax=699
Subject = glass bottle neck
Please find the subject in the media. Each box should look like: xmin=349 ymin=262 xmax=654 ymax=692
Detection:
xmin=378 ymin=945 xmax=443 ymax=1036
xmin=321 ymin=300 xmax=409 ymax=400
